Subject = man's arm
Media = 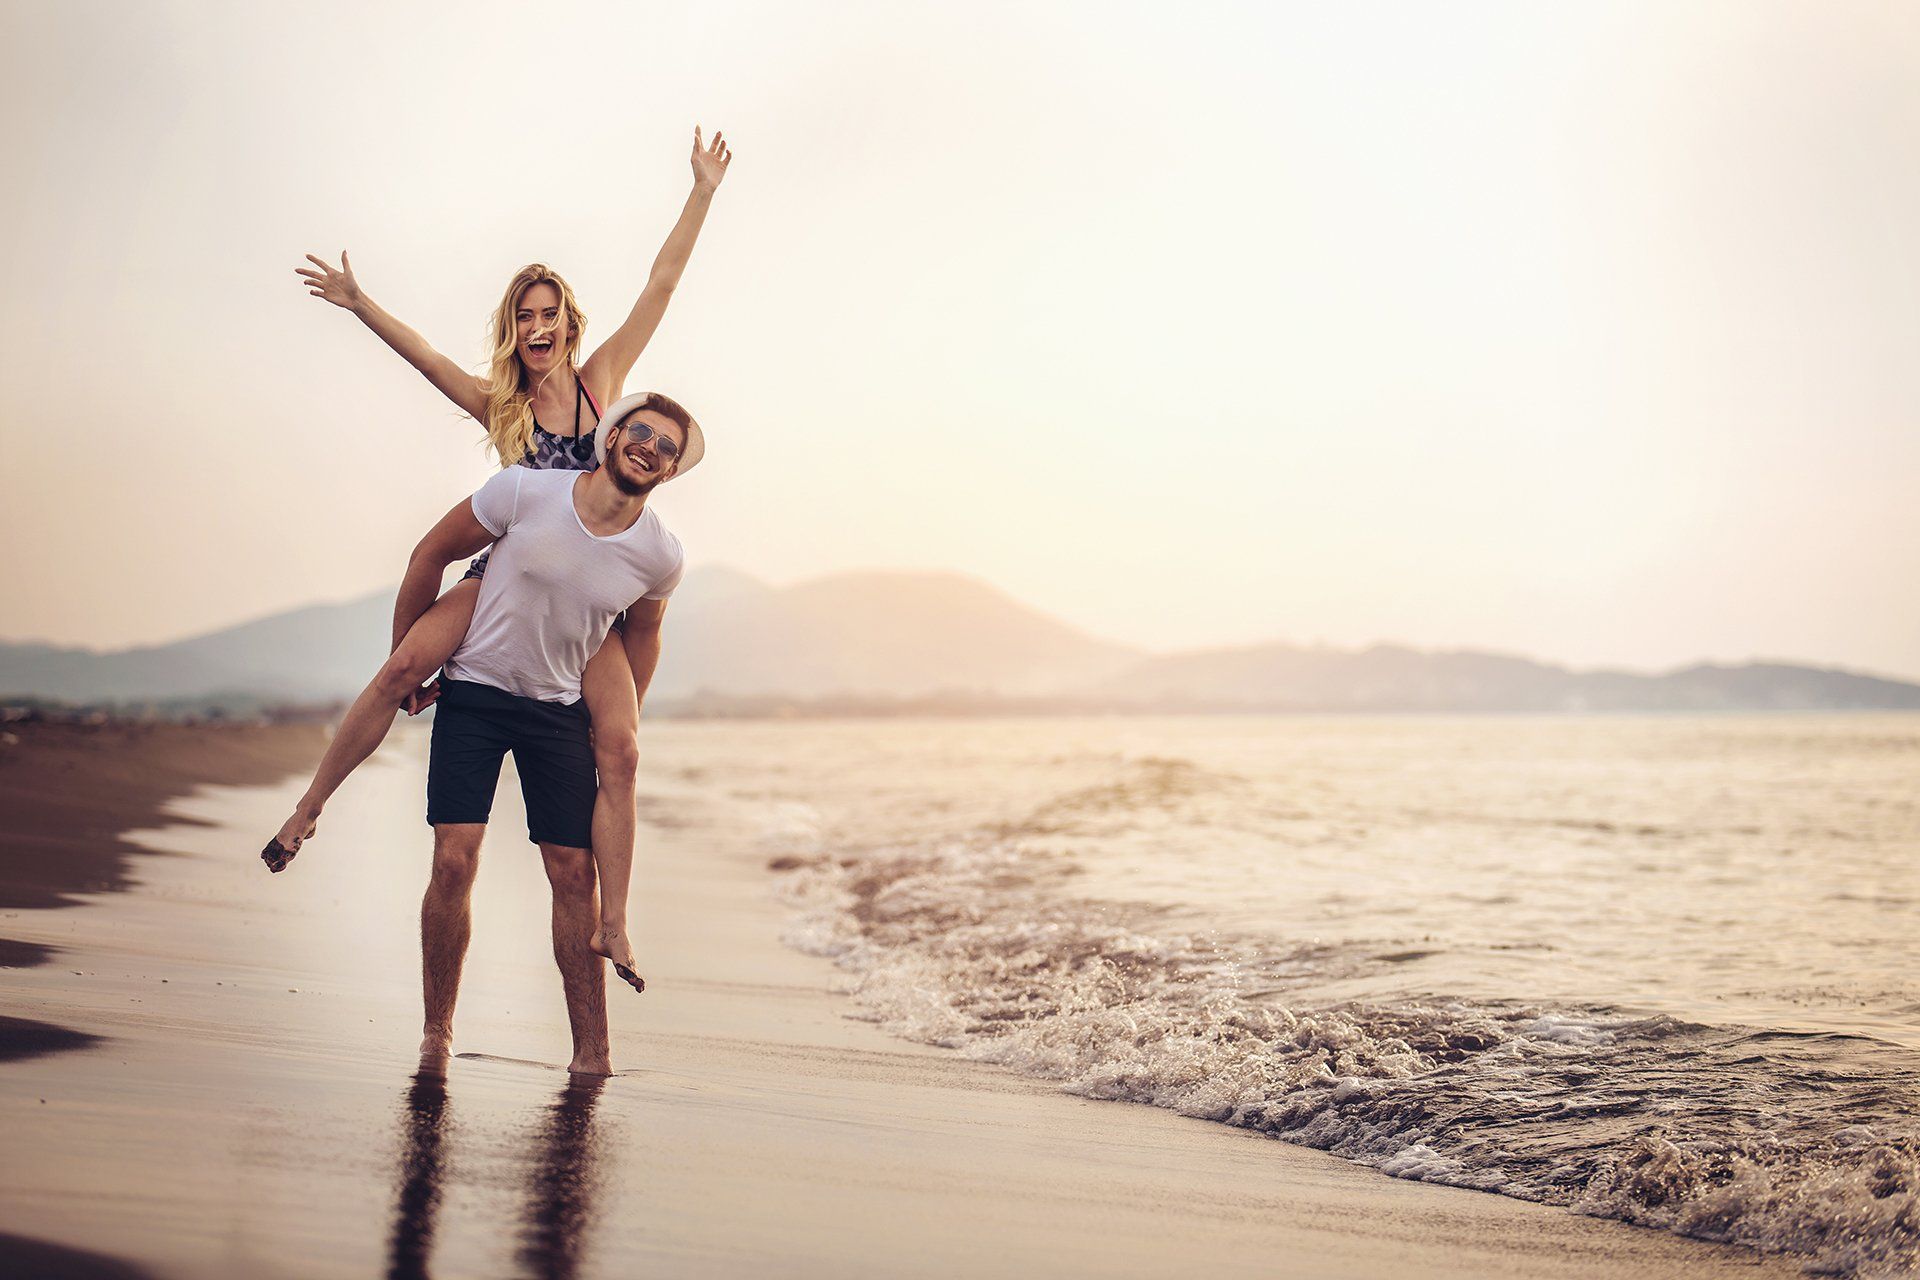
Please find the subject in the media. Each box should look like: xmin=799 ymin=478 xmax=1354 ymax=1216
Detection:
xmin=620 ymin=598 xmax=670 ymax=709
xmin=394 ymin=497 xmax=496 ymax=651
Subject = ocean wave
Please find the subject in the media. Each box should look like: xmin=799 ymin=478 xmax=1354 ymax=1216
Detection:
xmin=995 ymin=754 xmax=1247 ymax=838
xmin=772 ymin=831 xmax=1920 ymax=1276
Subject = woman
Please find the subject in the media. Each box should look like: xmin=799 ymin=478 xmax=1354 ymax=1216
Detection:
xmin=263 ymin=126 xmax=732 ymax=995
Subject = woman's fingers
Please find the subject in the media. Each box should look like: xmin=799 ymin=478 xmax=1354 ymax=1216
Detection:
xmin=405 ymin=679 xmax=443 ymax=714
xmin=693 ymin=125 xmax=731 ymax=177
xmin=304 ymin=253 xmax=334 ymax=271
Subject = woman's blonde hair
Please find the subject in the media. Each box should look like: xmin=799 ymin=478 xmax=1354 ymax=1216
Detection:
xmin=479 ymin=264 xmax=589 ymax=465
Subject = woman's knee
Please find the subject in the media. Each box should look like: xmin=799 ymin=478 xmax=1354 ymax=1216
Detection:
xmin=373 ymin=647 xmax=437 ymax=701
xmin=594 ymin=730 xmax=640 ymax=786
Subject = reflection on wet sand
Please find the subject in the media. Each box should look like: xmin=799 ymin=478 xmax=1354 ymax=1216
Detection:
xmin=517 ymin=1076 xmax=609 ymax=1280
xmin=386 ymin=1066 xmax=609 ymax=1280
xmin=387 ymin=1068 xmax=451 ymax=1280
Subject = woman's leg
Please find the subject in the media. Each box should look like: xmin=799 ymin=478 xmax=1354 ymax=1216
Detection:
xmin=266 ymin=579 xmax=481 ymax=862
xmin=579 ymin=630 xmax=642 ymax=981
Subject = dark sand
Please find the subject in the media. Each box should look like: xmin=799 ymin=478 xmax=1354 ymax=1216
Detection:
xmin=0 ymin=724 xmax=1795 ymax=1279
xmin=0 ymin=721 xmax=329 ymax=915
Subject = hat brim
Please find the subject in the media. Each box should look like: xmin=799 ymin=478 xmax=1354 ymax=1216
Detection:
xmin=594 ymin=391 xmax=704 ymax=477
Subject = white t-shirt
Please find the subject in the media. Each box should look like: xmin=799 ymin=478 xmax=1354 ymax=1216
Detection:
xmin=442 ymin=467 xmax=684 ymax=704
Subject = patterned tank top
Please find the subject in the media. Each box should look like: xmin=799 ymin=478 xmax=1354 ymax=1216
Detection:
xmin=520 ymin=376 xmax=602 ymax=471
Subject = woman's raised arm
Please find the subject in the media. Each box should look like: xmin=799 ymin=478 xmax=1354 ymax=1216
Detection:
xmin=580 ymin=127 xmax=732 ymax=402
xmin=296 ymin=251 xmax=488 ymax=421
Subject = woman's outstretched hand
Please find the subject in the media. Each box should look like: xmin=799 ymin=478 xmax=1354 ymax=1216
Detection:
xmin=692 ymin=126 xmax=731 ymax=193
xmin=297 ymin=251 xmax=365 ymax=311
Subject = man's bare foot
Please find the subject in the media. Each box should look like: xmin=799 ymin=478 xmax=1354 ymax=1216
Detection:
xmin=567 ymin=1053 xmax=613 ymax=1076
xmin=419 ymin=1029 xmax=453 ymax=1058
xmin=589 ymin=926 xmax=645 ymax=994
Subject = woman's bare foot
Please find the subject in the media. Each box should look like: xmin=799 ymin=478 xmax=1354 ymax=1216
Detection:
xmin=260 ymin=811 xmax=318 ymax=874
xmin=274 ymin=805 xmax=321 ymax=849
xmin=589 ymin=926 xmax=645 ymax=994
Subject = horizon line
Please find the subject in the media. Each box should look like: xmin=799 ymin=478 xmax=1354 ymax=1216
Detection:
xmin=6 ymin=563 xmax=1920 ymax=688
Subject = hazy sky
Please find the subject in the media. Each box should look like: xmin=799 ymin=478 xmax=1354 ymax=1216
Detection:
xmin=3 ymin=1 xmax=1917 ymax=677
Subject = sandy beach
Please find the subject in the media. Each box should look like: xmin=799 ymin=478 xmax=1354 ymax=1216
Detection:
xmin=0 ymin=720 xmax=332 ymax=911
xmin=0 ymin=722 xmax=1792 ymax=1279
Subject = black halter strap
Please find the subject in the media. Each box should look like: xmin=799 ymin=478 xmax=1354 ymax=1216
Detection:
xmin=532 ymin=376 xmax=589 ymax=439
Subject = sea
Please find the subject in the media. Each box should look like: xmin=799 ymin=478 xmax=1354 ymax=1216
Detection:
xmin=642 ymin=713 xmax=1920 ymax=1276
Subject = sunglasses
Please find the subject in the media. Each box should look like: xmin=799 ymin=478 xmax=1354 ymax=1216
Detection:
xmin=614 ymin=420 xmax=681 ymax=462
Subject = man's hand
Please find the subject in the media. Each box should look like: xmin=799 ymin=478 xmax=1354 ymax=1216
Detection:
xmin=401 ymin=677 xmax=442 ymax=717
xmin=691 ymin=125 xmax=731 ymax=192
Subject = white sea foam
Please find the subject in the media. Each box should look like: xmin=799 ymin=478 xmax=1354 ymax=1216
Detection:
xmin=772 ymin=816 xmax=1920 ymax=1276
xmin=612 ymin=717 xmax=1920 ymax=1275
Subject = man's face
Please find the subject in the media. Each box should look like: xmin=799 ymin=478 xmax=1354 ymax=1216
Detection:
xmin=606 ymin=410 xmax=684 ymax=494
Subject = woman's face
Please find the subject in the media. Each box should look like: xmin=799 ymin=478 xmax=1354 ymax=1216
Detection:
xmin=514 ymin=280 xmax=570 ymax=374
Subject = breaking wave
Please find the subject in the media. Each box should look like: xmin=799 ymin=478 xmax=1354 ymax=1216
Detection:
xmin=766 ymin=760 xmax=1920 ymax=1276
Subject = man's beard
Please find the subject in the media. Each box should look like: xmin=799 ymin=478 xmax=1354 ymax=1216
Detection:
xmin=607 ymin=461 xmax=658 ymax=496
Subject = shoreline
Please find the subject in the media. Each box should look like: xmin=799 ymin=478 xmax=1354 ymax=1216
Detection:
xmin=0 ymin=719 xmax=328 ymax=914
xmin=0 ymin=725 xmax=1796 ymax=1278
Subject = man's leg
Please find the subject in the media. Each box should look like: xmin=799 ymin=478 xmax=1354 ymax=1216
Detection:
xmin=539 ymin=842 xmax=611 ymax=1075
xmin=421 ymin=824 xmax=485 ymax=1057
xmin=419 ymin=681 xmax=508 ymax=1057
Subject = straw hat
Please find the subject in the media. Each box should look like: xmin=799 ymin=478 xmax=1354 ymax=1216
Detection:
xmin=593 ymin=391 xmax=705 ymax=477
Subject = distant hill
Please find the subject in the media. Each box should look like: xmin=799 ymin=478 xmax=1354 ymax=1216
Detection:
xmin=662 ymin=569 xmax=1142 ymax=698
xmin=0 ymin=598 xmax=392 ymax=705
xmin=0 ymin=567 xmax=1142 ymax=707
xmin=1084 ymin=642 xmax=1920 ymax=712
xmin=5 ymin=571 xmax=1918 ymax=714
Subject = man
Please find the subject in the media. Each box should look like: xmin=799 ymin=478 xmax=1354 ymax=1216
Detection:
xmin=401 ymin=392 xmax=699 ymax=1075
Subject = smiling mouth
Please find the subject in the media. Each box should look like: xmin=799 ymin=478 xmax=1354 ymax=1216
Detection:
xmin=527 ymin=339 xmax=554 ymax=355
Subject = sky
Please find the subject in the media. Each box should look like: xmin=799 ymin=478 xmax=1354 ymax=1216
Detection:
xmin=2 ymin=0 xmax=1917 ymax=677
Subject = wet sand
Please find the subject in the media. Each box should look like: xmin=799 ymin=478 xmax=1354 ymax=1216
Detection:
xmin=0 ymin=720 xmax=330 ymax=913
xmin=0 ymin=725 xmax=1792 ymax=1278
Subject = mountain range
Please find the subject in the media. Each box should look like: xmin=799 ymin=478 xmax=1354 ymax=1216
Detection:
xmin=4 ymin=567 xmax=1917 ymax=715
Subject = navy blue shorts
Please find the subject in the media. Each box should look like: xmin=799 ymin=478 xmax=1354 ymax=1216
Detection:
xmin=426 ymin=679 xmax=596 ymax=848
